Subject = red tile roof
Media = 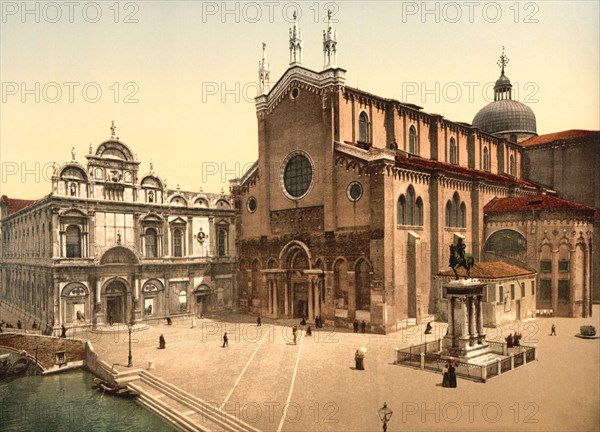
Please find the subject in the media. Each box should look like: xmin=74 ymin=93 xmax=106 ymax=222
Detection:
xmin=393 ymin=153 xmax=538 ymax=189
xmin=520 ymin=130 xmax=599 ymax=147
xmin=438 ymin=261 xmax=536 ymax=279
xmin=1 ymin=195 xmax=37 ymax=215
xmin=484 ymin=194 xmax=595 ymax=213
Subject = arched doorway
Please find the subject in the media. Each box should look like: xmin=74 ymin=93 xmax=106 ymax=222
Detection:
xmin=105 ymin=279 xmax=127 ymax=324
xmin=61 ymin=283 xmax=89 ymax=324
xmin=280 ymin=242 xmax=312 ymax=318
xmin=195 ymin=284 xmax=213 ymax=316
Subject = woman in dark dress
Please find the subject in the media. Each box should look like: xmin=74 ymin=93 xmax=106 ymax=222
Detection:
xmin=442 ymin=362 xmax=450 ymax=387
xmin=448 ymin=362 xmax=457 ymax=388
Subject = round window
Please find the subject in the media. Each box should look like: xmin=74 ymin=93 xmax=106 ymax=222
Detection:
xmin=347 ymin=182 xmax=363 ymax=202
xmin=247 ymin=197 xmax=257 ymax=213
xmin=282 ymin=152 xmax=313 ymax=199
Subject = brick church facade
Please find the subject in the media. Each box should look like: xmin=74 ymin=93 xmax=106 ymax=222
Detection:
xmin=231 ymin=13 xmax=595 ymax=332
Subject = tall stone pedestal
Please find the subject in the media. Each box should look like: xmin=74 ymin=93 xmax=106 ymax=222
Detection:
xmin=443 ymin=280 xmax=489 ymax=360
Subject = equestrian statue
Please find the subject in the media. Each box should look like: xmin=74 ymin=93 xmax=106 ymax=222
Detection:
xmin=449 ymin=238 xmax=475 ymax=280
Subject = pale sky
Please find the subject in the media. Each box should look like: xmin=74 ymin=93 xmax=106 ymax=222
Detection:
xmin=1 ymin=1 xmax=598 ymax=200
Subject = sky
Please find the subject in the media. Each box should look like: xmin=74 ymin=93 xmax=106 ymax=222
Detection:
xmin=1 ymin=1 xmax=598 ymax=200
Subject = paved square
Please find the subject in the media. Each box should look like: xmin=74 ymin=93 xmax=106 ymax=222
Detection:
xmin=88 ymin=308 xmax=600 ymax=432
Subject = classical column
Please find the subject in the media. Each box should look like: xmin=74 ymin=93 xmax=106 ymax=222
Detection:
xmin=283 ymin=277 xmax=289 ymax=317
xmin=461 ymin=298 xmax=469 ymax=342
xmin=450 ymin=297 xmax=456 ymax=347
xmin=308 ymin=276 xmax=314 ymax=320
xmin=469 ymin=296 xmax=477 ymax=346
xmin=476 ymin=295 xmax=484 ymax=344
xmin=272 ymin=278 xmax=278 ymax=318
xmin=315 ymin=278 xmax=322 ymax=318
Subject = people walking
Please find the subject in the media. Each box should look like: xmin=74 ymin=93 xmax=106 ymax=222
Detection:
xmin=257 ymin=316 xmax=262 ymax=326
xmin=292 ymin=326 xmax=298 ymax=345
xmin=60 ymin=324 xmax=67 ymax=338
xmin=306 ymin=326 xmax=312 ymax=336
xmin=222 ymin=332 xmax=229 ymax=347
xmin=353 ymin=319 xmax=359 ymax=333
xmin=361 ymin=320 xmax=367 ymax=333
xmin=550 ymin=324 xmax=557 ymax=336
xmin=159 ymin=334 xmax=166 ymax=349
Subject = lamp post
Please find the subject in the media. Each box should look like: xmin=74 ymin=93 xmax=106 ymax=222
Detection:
xmin=378 ymin=402 xmax=393 ymax=432
xmin=127 ymin=321 xmax=133 ymax=367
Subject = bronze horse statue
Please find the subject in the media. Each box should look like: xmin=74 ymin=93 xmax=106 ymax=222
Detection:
xmin=449 ymin=240 xmax=475 ymax=280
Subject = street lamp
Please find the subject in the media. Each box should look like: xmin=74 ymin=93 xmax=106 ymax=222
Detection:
xmin=378 ymin=402 xmax=393 ymax=432
xmin=127 ymin=321 xmax=133 ymax=367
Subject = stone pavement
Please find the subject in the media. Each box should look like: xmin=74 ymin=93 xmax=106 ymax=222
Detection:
xmin=83 ymin=309 xmax=600 ymax=432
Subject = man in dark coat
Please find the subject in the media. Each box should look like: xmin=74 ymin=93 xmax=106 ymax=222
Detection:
xmin=361 ymin=320 xmax=366 ymax=333
xmin=222 ymin=332 xmax=229 ymax=347
xmin=353 ymin=319 xmax=359 ymax=333
xmin=159 ymin=334 xmax=166 ymax=349
xmin=257 ymin=316 xmax=262 ymax=326
xmin=61 ymin=324 xmax=67 ymax=338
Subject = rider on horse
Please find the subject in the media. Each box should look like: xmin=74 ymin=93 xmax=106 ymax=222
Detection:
xmin=449 ymin=238 xmax=475 ymax=280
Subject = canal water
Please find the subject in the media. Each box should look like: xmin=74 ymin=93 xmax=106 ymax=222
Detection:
xmin=0 ymin=362 xmax=177 ymax=431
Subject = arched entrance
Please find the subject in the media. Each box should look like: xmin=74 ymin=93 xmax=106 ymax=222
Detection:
xmin=195 ymin=284 xmax=213 ymax=316
xmin=61 ymin=283 xmax=89 ymax=324
xmin=104 ymin=279 xmax=127 ymax=324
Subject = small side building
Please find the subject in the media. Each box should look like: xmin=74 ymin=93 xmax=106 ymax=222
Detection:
xmin=437 ymin=262 xmax=537 ymax=327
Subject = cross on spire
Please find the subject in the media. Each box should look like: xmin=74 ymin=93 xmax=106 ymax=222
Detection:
xmin=258 ymin=42 xmax=270 ymax=95
xmin=323 ymin=8 xmax=338 ymax=69
xmin=289 ymin=10 xmax=303 ymax=65
xmin=497 ymin=46 xmax=509 ymax=74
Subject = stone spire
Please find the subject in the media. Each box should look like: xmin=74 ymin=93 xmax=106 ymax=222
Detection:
xmin=289 ymin=11 xmax=302 ymax=66
xmin=323 ymin=9 xmax=337 ymax=69
xmin=258 ymin=42 xmax=270 ymax=95
xmin=494 ymin=46 xmax=512 ymax=101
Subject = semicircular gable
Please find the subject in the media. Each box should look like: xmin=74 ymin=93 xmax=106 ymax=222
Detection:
xmin=95 ymin=140 xmax=135 ymax=162
xmin=141 ymin=175 xmax=163 ymax=189
xmin=215 ymin=198 xmax=231 ymax=209
xmin=60 ymin=165 xmax=88 ymax=181
xmin=99 ymin=246 xmax=139 ymax=265
xmin=170 ymin=195 xmax=188 ymax=207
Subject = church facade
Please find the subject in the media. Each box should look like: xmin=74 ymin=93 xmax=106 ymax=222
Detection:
xmin=0 ymin=129 xmax=236 ymax=334
xmin=231 ymin=14 xmax=595 ymax=332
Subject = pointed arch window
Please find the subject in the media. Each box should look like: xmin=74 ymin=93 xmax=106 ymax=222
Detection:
xmin=66 ymin=225 xmax=81 ymax=258
xmin=459 ymin=202 xmax=466 ymax=228
xmin=452 ymin=193 xmax=460 ymax=227
xmin=483 ymin=146 xmax=490 ymax=172
xmin=509 ymin=154 xmax=516 ymax=176
xmin=409 ymin=126 xmax=418 ymax=155
xmin=398 ymin=186 xmax=423 ymax=227
xmin=397 ymin=195 xmax=406 ymax=225
xmin=445 ymin=201 xmax=452 ymax=227
xmin=358 ymin=112 xmax=370 ymax=143
xmin=449 ymin=138 xmax=457 ymax=164
xmin=406 ymin=187 xmax=415 ymax=225
xmin=415 ymin=197 xmax=423 ymax=226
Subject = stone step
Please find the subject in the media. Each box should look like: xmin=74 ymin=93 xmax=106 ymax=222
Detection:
xmin=139 ymin=372 xmax=260 ymax=432
xmin=129 ymin=382 xmax=207 ymax=432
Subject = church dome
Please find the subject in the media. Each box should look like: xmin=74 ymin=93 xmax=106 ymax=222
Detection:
xmin=473 ymin=99 xmax=537 ymax=135
xmin=472 ymin=49 xmax=537 ymax=138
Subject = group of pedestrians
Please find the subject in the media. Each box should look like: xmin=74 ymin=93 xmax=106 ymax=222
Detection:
xmin=353 ymin=319 xmax=368 ymax=333
xmin=441 ymin=361 xmax=457 ymax=388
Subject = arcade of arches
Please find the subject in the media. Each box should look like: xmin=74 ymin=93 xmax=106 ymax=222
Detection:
xmin=240 ymin=240 xmax=373 ymax=323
